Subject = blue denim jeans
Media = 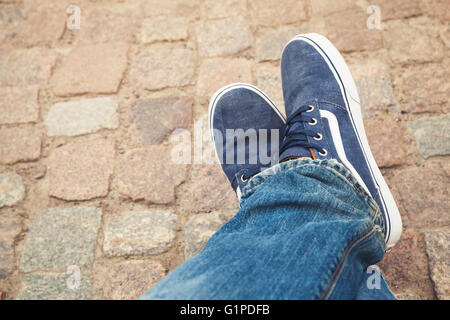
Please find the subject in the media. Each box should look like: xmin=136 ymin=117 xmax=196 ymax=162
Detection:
xmin=140 ymin=159 xmax=396 ymax=300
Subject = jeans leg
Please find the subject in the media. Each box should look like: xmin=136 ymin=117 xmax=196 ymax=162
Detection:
xmin=139 ymin=159 xmax=389 ymax=299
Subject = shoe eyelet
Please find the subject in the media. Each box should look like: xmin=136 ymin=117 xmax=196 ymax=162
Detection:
xmin=313 ymin=133 xmax=322 ymax=141
xmin=319 ymin=148 xmax=328 ymax=156
xmin=306 ymin=105 xmax=314 ymax=112
xmin=309 ymin=118 xmax=317 ymax=126
xmin=241 ymin=175 xmax=248 ymax=183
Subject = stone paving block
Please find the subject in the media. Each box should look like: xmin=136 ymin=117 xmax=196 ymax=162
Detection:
xmin=130 ymin=44 xmax=195 ymax=90
xmin=0 ymin=86 xmax=39 ymax=124
xmin=309 ymin=0 xmax=354 ymax=17
xmin=379 ymin=232 xmax=428 ymax=290
xmin=440 ymin=24 xmax=450 ymax=47
xmin=117 ymin=146 xmax=188 ymax=204
xmin=384 ymin=19 xmax=444 ymax=64
xmin=0 ymin=173 xmax=25 ymax=208
xmin=104 ymin=210 xmax=177 ymax=257
xmin=365 ymin=120 xmax=406 ymax=168
xmin=0 ymin=6 xmax=21 ymax=44
xmin=131 ymin=96 xmax=192 ymax=145
xmin=19 ymin=0 xmax=66 ymax=46
xmin=0 ymin=215 xmax=23 ymax=278
xmin=18 ymin=272 xmax=92 ymax=300
xmin=19 ymin=207 xmax=102 ymax=272
xmin=45 ymin=97 xmax=119 ymax=137
xmin=407 ymin=115 xmax=450 ymax=158
xmin=255 ymin=26 xmax=299 ymax=62
xmin=49 ymin=139 xmax=114 ymax=200
xmin=202 ymin=0 xmax=247 ymax=19
xmin=425 ymin=0 xmax=450 ymax=22
xmin=0 ymin=47 xmax=57 ymax=86
xmin=371 ymin=0 xmax=423 ymax=21
xmin=196 ymin=58 xmax=252 ymax=97
xmin=140 ymin=16 xmax=188 ymax=44
xmin=185 ymin=213 xmax=229 ymax=259
xmin=397 ymin=64 xmax=449 ymax=114
xmin=142 ymin=0 xmax=200 ymax=20
xmin=180 ymin=164 xmax=238 ymax=213
xmin=323 ymin=7 xmax=383 ymax=53
xmin=79 ymin=5 xmax=140 ymax=43
xmin=349 ymin=59 xmax=398 ymax=118
xmin=50 ymin=43 xmax=129 ymax=96
xmin=424 ymin=230 xmax=450 ymax=300
xmin=195 ymin=17 xmax=251 ymax=57
xmin=390 ymin=165 xmax=449 ymax=228
xmin=249 ymin=0 xmax=307 ymax=26
xmin=255 ymin=62 xmax=283 ymax=104
xmin=103 ymin=260 xmax=166 ymax=300
xmin=0 ymin=127 xmax=41 ymax=165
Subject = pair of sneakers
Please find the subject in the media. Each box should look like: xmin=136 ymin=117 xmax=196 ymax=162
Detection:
xmin=208 ymin=33 xmax=402 ymax=250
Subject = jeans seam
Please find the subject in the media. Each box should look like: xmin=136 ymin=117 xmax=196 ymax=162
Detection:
xmin=319 ymin=225 xmax=378 ymax=300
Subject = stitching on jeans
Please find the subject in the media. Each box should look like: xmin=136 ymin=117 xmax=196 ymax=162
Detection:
xmin=320 ymin=226 xmax=378 ymax=300
xmin=243 ymin=162 xmax=371 ymax=206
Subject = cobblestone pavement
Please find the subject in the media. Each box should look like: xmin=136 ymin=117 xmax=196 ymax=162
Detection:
xmin=0 ymin=0 xmax=448 ymax=300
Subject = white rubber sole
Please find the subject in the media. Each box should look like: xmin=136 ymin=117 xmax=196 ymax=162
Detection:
xmin=283 ymin=33 xmax=402 ymax=250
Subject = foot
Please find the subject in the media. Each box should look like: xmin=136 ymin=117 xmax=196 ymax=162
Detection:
xmin=209 ymin=83 xmax=285 ymax=198
xmin=280 ymin=33 xmax=402 ymax=250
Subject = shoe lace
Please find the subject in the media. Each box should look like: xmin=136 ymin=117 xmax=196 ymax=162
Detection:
xmin=280 ymin=105 xmax=323 ymax=156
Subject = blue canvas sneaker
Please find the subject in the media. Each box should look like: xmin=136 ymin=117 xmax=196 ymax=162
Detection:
xmin=280 ymin=33 xmax=402 ymax=250
xmin=209 ymin=83 xmax=286 ymax=199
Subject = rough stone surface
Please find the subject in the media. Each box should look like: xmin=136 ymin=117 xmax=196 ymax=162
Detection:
xmin=0 ymin=6 xmax=21 ymax=45
xmin=425 ymin=0 xmax=450 ymax=22
xmin=324 ymin=7 xmax=383 ymax=53
xmin=255 ymin=26 xmax=299 ymax=62
xmin=19 ymin=207 xmax=102 ymax=272
xmin=18 ymin=273 xmax=92 ymax=300
xmin=390 ymin=165 xmax=449 ymax=227
xmin=384 ymin=19 xmax=444 ymax=64
xmin=196 ymin=58 xmax=252 ymax=97
xmin=117 ymin=146 xmax=188 ymax=204
xmin=397 ymin=64 xmax=449 ymax=114
xmin=0 ymin=127 xmax=41 ymax=165
xmin=50 ymin=43 xmax=129 ymax=96
xmin=371 ymin=0 xmax=423 ymax=21
xmin=103 ymin=260 xmax=166 ymax=300
xmin=309 ymin=0 xmax=354 ymax=17
xmin=365 ymin=120 xmax=406 ymax=168
xmin=407 ymin=115 xmax=450 ymax=158
xmin=130 ymin=44 xmax=195 ymax=90
xmin=79 ymin=5 xmax=140 ymax=43
xmin=0 ymin=215 xmax=23 ymax=278
xmin=349 ymin=59 xmax=398 ymax=118
xmin=185 ymin=213 xmax=228 ymax=259
xmin=140 ymin=16 xmax=188 ymax=44
xmin=19 ymin=0 xmax=66 ymax=46
xmin=0 ymin=173 xmax=25 ymax=208
xmin=104 ymin=210 xmax=177 ymax=257
xmin=379 ymin=232 xmax=428 ymax=290
xmin=249 ymin=0 xmax=307 ymax=26
xmin=45 ymin=98 xmax=119 ymax=137
xmin=196 ymin=17 xmax=251 ymax=57
xmin=142 ymin=0 xmax=200 ymax=20
xmin=181 ymin=164 xmax=238 ymax=213
xmin=0 ymin=47 xmax=57 ymax=86
xmin=396 ymin=292 xmax=422 ymax=300
xmin=49 ymin=139 xmax=114 ymax=200
xmin=131 ymin=97 xmax=193 ymax=145
xmin=424 ymin=230 xmax=450 ymax=300
xmin=202 ymin=0 xmax=247 ymax=19
xmin=0 ymin=86 xmax=39 ymax=124
xmin=256 ymin=63 xmax=283 ymax=104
